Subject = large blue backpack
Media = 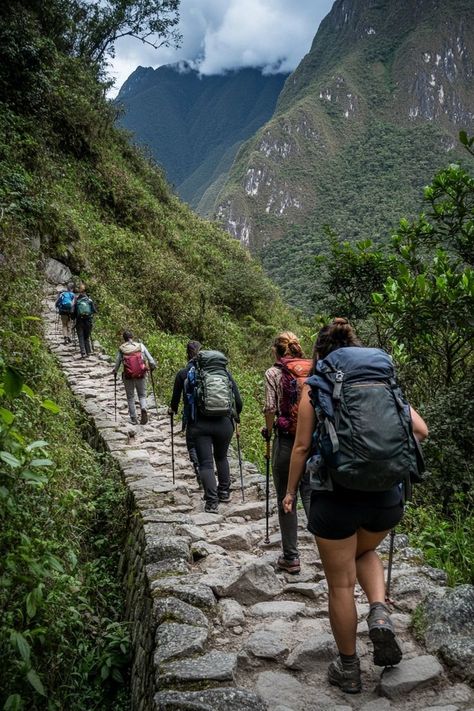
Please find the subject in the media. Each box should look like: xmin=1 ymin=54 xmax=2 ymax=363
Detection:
xmin=57 ymin=290 xmax=74 ymax=314
xmin=307 ymin=347 xmax=422 ymax=493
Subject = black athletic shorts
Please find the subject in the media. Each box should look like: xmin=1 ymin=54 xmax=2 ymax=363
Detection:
xmin=307 ymin=486 xmax=404 ymax=540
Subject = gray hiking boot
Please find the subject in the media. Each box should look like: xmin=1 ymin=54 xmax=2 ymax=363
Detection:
xmin=367 ymin=602 xmax=402 ymax=667
xmin=327 ymin=656 xmax=361 ymax=694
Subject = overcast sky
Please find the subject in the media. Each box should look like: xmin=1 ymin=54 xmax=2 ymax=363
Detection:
xmin=107 ymin=0 xmax=334 ymax=97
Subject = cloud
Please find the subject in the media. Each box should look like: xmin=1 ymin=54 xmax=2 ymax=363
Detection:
xmin=108 ymin=0 xmax=334 ymax=96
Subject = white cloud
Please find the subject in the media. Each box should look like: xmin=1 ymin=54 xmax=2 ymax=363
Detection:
xmin=107 ymin=0 xmax=334 ymax=97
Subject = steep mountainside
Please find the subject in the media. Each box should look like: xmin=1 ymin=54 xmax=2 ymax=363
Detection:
xmin=214 ymin=0 xmax=474 ymax=306
xmin=116 ymin=64 xmax=288 ymax=212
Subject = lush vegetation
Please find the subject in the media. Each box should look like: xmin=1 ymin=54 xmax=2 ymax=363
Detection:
xmin=310 ymin=133 xmax=474 ymax=584
xmin=0 ymin=3 xmax=302 ymax=706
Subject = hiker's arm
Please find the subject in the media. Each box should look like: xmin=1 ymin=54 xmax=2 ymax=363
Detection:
xmin=113 ymin=351 xmax=122 ymax=374
xmin=230 ymin=376 xmax=243 ymax=416
xmin=283 ymin=385 xmax=315 ymax=513
xmin=142 ymin=345 xmax=156 ymax=370
xmin=169 ymin=372 xmax=183 ymax=414
xmin=410 ymin=406 xmax=428 ymax=441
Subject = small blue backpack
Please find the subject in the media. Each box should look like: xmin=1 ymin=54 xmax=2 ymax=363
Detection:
xmin=57 ymin=291 xmax=75 ymax=314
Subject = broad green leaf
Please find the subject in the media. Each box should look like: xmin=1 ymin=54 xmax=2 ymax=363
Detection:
xmin=21 ymin=384 xmax=35 ymax=399
xmin=0 ymin=451 xmax=21 ymax=468
xmin=26 ymin=592 xmax=37 ymax=618
xmin=29 ymin=458 xmax=53 ymax=467
xmin=20 ymin=470 xmax=48 ymax=484
xmin=459 ymin=130 xmax=468 ymax=146
xmin=4 ymin=694 xmax=22 ymax=711
xmin=26 ymin=669 xmax=45 ymax=696
xmin=11 ymin=631 xmax=30 ymax=662
xmin=0 ymin=407 xmax=15 ymax=425
xmin=4 ymin=367 xmax=24 ymax=398
xmin=41 ymin=399 xmax=61 ymax=414
xmin=26 ymin=440 xmax=48 ymax=452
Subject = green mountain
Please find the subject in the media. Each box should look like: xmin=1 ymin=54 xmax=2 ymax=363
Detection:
xmin=214 ymin=0 xmax=474 ymax=306
xmin=116 ymin=64 xmax=288 ymax=211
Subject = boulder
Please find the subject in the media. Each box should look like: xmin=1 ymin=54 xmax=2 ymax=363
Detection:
xmin=45 ymin=257 xmax=72 ymax=285
xmin=379 ymin=655 xmax=444 ymax=699
xmin=212 ymin=560 xmax=283 ymax=603
xmin=245 ymin=630 xmax=289 ymax=660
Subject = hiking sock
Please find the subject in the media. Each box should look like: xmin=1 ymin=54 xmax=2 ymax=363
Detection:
xmin=340 ymin=653 xmax=358 ymax=667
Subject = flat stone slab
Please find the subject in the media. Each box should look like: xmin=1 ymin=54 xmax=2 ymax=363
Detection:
xmin=154 ymin=622 xmax=208 ymax=663
xmin=284 ymin=582 xmax=328 ymax=600
xmin=249 ymin=601 xmax=306 ymax=619
xmin=190 ymin=512 xmax=224 ymax=526
xmin=153 ymin=597 xmax=209 ymax=628
xmin=246 ymin=630 xmax=289 ymax=660
xmin=379 ymin=655 xmax=444 ymax=698
xmin=154 ymin=687 xmax=266 ymax=711
xmin=145 ymin=536 xmax=190 ymax=564
xmin=224 ymin=501 xmax=266 ymax=520
xmin=158 ymin=650 xmax=237 ymax=686
xmin=209 ymin=526 xmax=253 ymax=550
xmin=152 ymin=580 xmax=216 ymax=609
xmin=213 ymin=561 xmax=283 ymax=604
xmin=285 ymin=633 xmax=337 ymax=670
xmin=255 ymin=671 xmax=306 ymax=711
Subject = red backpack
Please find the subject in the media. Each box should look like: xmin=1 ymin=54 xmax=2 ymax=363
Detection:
xmin=275 ymin=357 xmax=313 ymax=435
xmin=123 ymin=350 xmax=147 ymax=379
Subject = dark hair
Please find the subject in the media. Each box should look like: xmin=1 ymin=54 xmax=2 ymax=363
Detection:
xmin=313 ymin=317 xmax=361 ymax=362
xmin=187 ymin=340 xmax=201 ymax=360
xmin=273 ymin=331 xmax=303 ymax=360
xmin=123 ymin=330 xmax=134 ymax=342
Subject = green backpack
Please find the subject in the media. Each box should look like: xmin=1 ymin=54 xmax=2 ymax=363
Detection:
xmin=188 ymin=350 xmax=235 ymax=419
xmin=76 ymin=297 xmax=92 ymax=318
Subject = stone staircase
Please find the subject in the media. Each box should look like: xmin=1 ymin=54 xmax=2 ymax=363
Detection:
xmin=43 ymin=288 xmax=474 ymax=711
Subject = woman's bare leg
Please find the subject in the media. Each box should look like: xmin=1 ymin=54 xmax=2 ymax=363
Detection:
xmin=355 ymin=528 xmax=390 ymax=603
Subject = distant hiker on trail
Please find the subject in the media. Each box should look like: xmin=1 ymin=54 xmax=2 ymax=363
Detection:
xmin=283 ymin=318 xmax=428 ymax=694
xmin=55 ymin=283 xmax=75 ymax=344
xmin=168 ymin=340 xmax=202 ymax=486
xmin=73 ymin=283 xmax=96 ymax=358
xmin=263 ymin=331 xmax=312 ymax=575
xmin=113 ymin=330 xmax=156 ymax=425
xmin=185 ymin=350 xmax=242 ymax=513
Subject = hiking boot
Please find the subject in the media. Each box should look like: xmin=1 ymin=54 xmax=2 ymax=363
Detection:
xmin=277 ymin=555 xmax=301 ymax=575
xmin=367 ymin=602 xmax=402 ymax=667
xmin=328 ymin=657 xmax=361 ymax=694
xmin=218 ymin=490 xmax=231 ymax=502
xmin=204 ymin=501 xmax=219 ymax=514
xmin=140 ymin=410 xmax=148 ymax=425
xmin=130 ymin=416 xmax=138 ymax=425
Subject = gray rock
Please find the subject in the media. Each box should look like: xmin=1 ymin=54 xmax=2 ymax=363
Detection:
xmin=154 ymin=622 xmax=208 ymax=663
xmin=419 ymin=707 xmax=459 ymax=711
xmin=190 ymin=512 xmax=224 ymax=526
xmin=224 ymin=501 xmax=266 ymax=520
xmin=45 ymin=258 xmax=72 ymax=284
xmin=213 ymin=561 xmax=283 ymax=603
xmin=192 ymin=540 xmax=227 ymax=559
xmin=360 ymin=700 xmax=391 ymax=711
xmin=153 ymin=597 xmax=209 ymax=628
xmin=436 ymin=683 xmax=473 ymax=704
xmin=154 ymin=688 xmax=266 ymax=711
xmin=218 ymin=598 xmax=245 ymax=627
xmin=285 ymin=633 xmax=337 ymax=670
xmin=439 ymin=636 xmax=474 ymax=681
xmin=158 ymin=650 xmax=237 ymax=685
xmin=391 ymin=572 xmax=445 ymax=611
xmin=152 ymin=579 xmax=216 ymax=609
xmin=145 ymin=536 xmax=190 ymax=564
xmin=209 ymin=526 xmax=253 ymax=550
xmin=146 ymin=558 xmax=191 ymax=580
xmin=284 ymin=581 xmax=328 ymax=600
xmin=421 ymin=585 xmax=474 ymax=649
xmin=249 ymin=601 xmax=306 ymax=619
xmin=255 ymin=671 xmax=306 ymax=711
xmin=246 ymin=630 xmax=289 ymax=660
xmin=379 ymin=655 xmax=444 ymax=699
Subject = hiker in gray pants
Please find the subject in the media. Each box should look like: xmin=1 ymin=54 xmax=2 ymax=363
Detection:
xmin=113 ymin=330 xmax=156 ymax=425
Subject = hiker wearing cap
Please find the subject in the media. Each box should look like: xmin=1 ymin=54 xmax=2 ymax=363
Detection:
xmin=73 ymin=283 xmax=96 ymax=358
xmin=283 ymin=318 xmax=428 ymax=694
xmin=55 ymin=282 xmax=75 ymax=344
xmin=113 ymin=330 xmax=156 ymax=425
xmin=263 ymin=331 xmax=312 ymax=575
xmin=168 ymin=340 xmax=202 ymax=485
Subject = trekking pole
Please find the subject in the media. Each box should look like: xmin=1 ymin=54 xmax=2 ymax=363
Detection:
xmin=385 ymin=528 xmax=396 ymax=604
xmin=149 ymin=368 xmax=158 ymax=414
xmin=114 ymin=372 xmax=117 ymax=422
xmin=170 ymin=412 xmax=175 ymax=485
xmin=264 ymin=438 xmax=270 ymax=544
xmin=235 ymin=424 xmax=244 ymax=502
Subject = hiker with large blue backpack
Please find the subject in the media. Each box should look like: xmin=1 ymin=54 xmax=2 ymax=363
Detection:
xmin=262 ymin=331 xmax=312 ymax=575
xmin=73 ymin=283 xmax=97 ymax=358
xmin=282 ymin=318 xmax=428 ymax=695
xmin=183 ymin=349 xmax=242 ymax=513
xmin=55 ymin=283 xmax=75 ymax=345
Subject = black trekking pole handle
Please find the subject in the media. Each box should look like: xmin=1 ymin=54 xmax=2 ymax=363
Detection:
xmin=236 ymin=424 xmax=244 ymax=503
xmin=170 ymin=412 xmax=175 ymax=485
xmin=264 ymin=438 xmax=271 ymax=544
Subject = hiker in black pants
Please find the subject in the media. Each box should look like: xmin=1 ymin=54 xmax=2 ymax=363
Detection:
xmin=168 ymin=340 xmax=202 ymax=485
xmin=73 ymin=283 xmax=96 ymax=358
xmin=185 ymin=351 xmax=243 ymax=514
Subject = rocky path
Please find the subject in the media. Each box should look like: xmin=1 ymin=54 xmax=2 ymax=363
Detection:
xmin=43 ymin=288 xmax=473 ymax=711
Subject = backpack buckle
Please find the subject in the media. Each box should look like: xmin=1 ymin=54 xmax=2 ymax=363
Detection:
xmin=333 ymin=370 xmax=344 ymax=401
